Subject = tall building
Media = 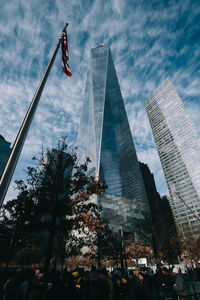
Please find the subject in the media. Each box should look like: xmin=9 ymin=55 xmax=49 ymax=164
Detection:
xmin=0 ymin=135 xmax=11 ymax=177
xmin=139 ymin=162 xmax=180 ymax=260
xmin=77 ymin=45 xmax=150 ymax=232
xmin=145 ymin=78 xmax=200 ymax=236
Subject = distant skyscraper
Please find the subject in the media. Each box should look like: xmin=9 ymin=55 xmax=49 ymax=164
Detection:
xmin=0 ymin=135 xmax=11 ymax=177
xmin=139 ymin=162 xmax=180 ymax=260
xmin=77 ymin=45 xmax=149 ymax=232
xmin=145 ymin=78 xmax=200 ymax=236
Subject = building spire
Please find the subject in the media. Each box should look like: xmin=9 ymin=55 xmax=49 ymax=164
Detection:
xmin=96 ymin=41 xmax=104 ymax=48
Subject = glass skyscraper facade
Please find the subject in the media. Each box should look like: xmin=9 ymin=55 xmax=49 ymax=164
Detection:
xmin=0 ymin=135 xmax=11 ymax=177
xmin=77 ymin=45 xmax=149 ymax=231
xmin=145 ymin=78 xmax=200 ymax=236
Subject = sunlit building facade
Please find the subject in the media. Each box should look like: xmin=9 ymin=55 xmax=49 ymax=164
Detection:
xmin=145 ymin=78 xmax=200 ymax=236
xmin=77 ymin=45 xmax=150 ymax=232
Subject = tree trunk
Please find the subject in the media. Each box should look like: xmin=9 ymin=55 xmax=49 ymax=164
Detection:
xmin=97 ymin=247 xmax=101 ymax=269
xmin=53 ymin=256 xmax=57 ymax=269
xmin=123 ymin=246 xmax=128 ymax=269
xmin=136 ymin=258 xmax=139 ymax=267
xmin=97 ymin=232 xmax=101 ymax=269
xmin=44 ymin=217 xmax=56 ymax=274
xmin=6 ymin=234 xmax=17 ymax=269
xmin=115 ymin=255 xmax=118 ymax=268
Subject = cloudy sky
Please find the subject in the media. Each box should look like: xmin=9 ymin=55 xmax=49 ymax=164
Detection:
xmin=0 ymin=0 xmax=200 ymax=202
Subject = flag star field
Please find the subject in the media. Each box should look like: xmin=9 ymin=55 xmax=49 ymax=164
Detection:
xmin=0 ymin=0 xmax=199 ymax=202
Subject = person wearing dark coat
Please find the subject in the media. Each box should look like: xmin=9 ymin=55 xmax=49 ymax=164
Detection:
xmin=113 ymin=275 xmax=124 ymax=300
xmin=88 ymin=271 xmax=107 ymax=300
xmin=62 ymin=271 xmax=78 ymax=300
xmin=3 ymin=273 xmax=24 ymax=300
xmin=154 ymin=264 xmax=164 ymax=287
xmin=172 ymin=269 xmax=186 ymax=300
xmin=160 ymin=267 xmax=178 ymax=300
xmin=138 ymin=272 xmax=152 ymax=300
xmin=98 ymin=268 xmax=112 ymax=300
xmin=28 ymin=274 xmax=48 ymax=300
xmin=120 ymin=274 xmax=138 ymax=300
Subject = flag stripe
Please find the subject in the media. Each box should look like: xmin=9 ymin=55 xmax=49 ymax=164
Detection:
xmin=60 ymin=30 xmax=72 ymax=77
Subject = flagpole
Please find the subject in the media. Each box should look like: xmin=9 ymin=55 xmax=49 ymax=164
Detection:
xmin=0 ymin=23 xmax=69 ymax=208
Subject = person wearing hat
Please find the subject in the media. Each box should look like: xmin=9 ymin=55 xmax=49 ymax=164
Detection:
xmin=72 ymin=269 xmax=89 ymax=299
xmin=72 ymin=271 xmax=81 ymax=289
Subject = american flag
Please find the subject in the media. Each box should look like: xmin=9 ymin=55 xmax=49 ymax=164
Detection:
xmin=59 ymin=29 xmax=72 ymax=77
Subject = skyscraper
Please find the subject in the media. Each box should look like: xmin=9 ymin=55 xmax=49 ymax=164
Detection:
xmin=0 ymin=135 xmax=11 ymax=177
xmin=139 ymin=162 xmax=180 ymax=260
xmin=77 ymin=45 xmax=149 ymax=232
xmin=145 ymin=78 xmax=200 ymax=236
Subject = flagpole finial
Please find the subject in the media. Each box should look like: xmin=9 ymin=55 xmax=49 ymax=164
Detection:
xmin=64 ymin=23 xmax=68 ymax=31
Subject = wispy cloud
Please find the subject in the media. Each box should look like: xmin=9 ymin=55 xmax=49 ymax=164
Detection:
xmin=0 ymin=0 xmax=199 ymax=201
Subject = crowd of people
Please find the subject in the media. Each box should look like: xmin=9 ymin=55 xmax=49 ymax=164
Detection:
xmin=0 ymin=264 xmax=189 ymax=300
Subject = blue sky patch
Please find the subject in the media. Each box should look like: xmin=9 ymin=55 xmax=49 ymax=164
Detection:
xmin=0 ymin=0 xmax=199 ymax=201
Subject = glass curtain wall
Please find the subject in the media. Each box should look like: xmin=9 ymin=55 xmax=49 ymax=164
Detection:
xmin=145 ymin=78 xmax=200 ymax=236
xmin=77 ymin=46 xmax=150 ymax=231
